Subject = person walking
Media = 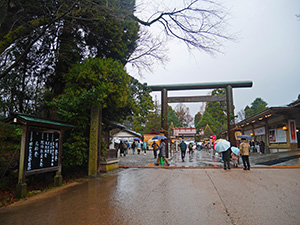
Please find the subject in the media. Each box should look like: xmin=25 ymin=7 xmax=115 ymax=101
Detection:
xmin=179 ymin=140 xmax=187 ymax=162
xmin=188 ymin=142 xmax=193 ymax=155
xmin=152 ymin=141 xmax=159 ymax=158
xmin=126 ymin=141 xmax=129 ymax=155
xmin=137 ymin=141 xmax=141 ymax=154
xmin=222 ymin=148 xmax=231 ymax=170
xmin=142 ymin=141 xmax=147 ymax=155
xmin=132 ymin=141 xmax=136 ymax=154
xmin=240 ymin=138 xmax=251 ymax=170
xmin=119 ymin=140 xmax=127 ymax=157
xmin=155 ymin=140 xmax=170 ymax=166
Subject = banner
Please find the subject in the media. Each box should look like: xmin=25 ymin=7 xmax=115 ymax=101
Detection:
xmin=212 ymin=135 xmax=216 ymax=150
xmin=288 ymin=120 xmax=297 ymax=143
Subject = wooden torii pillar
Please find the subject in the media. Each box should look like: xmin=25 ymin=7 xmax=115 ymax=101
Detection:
xmin=149 ymin=81 xmax=253 ymax=157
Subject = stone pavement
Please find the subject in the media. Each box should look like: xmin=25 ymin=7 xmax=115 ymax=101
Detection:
xmin=1 ymin=166 xmax=300 ymax=225
xmin=1 ymin=149 xmax=300 ymax=225
xmin=119 ymin=148 xmax=300 ymax=168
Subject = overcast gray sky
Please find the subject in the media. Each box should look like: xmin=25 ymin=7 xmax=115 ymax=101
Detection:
xmin=128 ymin=0 xmax=300 ymax=119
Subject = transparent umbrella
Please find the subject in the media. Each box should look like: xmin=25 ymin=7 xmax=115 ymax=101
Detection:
xmin=231 ymin=147 xmax=240 ymax=156
xmin=215 ymin=140 xmax=231 ymax=152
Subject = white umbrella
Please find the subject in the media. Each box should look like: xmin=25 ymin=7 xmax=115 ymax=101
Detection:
xmin=215 ymin=140 xmax=230 ymax=152
xmin=231 ymin=147 xmax=240 ymax=156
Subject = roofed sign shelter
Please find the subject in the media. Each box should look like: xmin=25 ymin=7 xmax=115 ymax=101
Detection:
xmin=149 ymin=81 xmax=253 ymax=157
xmin=4 ymin=113 xmax=74 ymax=198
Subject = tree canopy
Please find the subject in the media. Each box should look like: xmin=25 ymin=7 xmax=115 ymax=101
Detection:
xmin=0 ymin=0 xmax=232 ymax=169
xmin=244 ymin=97 xmax=268 ymax=119
xmin=175 ymin=103 xmax=193 ymax=127
xmin=195 ymin=89 xmax=227 ymax=134
xmin=51 ymin=57 xmax=152 ymax=167
xmin=1 ymin=0 xmax=231 ymax=80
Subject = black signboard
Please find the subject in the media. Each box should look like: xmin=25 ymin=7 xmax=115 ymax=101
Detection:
xmin=26 ymin=128 xmax=60 ymax=173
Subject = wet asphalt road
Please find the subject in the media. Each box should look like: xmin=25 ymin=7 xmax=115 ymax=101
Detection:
xmin=1 ymin=167 xmax=300 ymax=225
xmin=1 ymin=150 xmax=300 ymax=225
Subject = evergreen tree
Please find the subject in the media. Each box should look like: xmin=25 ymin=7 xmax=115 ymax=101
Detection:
xmin=51 ymin=58 xmax=151 ymax=167
xmin=194 ymin=112 xmax=202 ymax=127
xmin=244 ymin=98 xmax=268 ymax=118
xmin=168 ymin=105 xmax=182 ymax=127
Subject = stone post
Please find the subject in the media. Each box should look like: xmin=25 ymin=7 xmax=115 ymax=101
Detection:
xmin=88 ymin=105 xmax=101 ymax=177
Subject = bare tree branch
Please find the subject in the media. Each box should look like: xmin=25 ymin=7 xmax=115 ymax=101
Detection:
xmin=132 ymin=0 xmax=233 ymax=54
xmin=126 ymin=28 xmax=169 ymax=76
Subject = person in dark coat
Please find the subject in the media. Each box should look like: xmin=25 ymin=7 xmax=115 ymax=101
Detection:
xmin=119 ymin=140 xmax=127 ymax=157
xmin=260 ymin=141 xmax=265 ymax=154
xmin=132 ymin=141 xmax=136 ymax=154
xmin=179 ymin=140 xmax=187 ymax=162
xmin=222 ymin=147 xmax=231 ymax=170
xmin=155 ymin=140 xmax=169 ymax=166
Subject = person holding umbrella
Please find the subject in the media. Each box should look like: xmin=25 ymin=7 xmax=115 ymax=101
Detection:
xmin=215 ymin=139 xmax=231 ymax=170
xmin=231 ymin=147 xmax=240 ymax=168
xmin=222 ymin=148 xmax=231 ymax=170
xmin=153 ymin=135 xmax=170 ymax=166
xmin=239 ymin=138 xmax=251 ymax=170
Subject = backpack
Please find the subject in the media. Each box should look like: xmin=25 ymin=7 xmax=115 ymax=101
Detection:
xmin=180 ymin=141 xmax=186 ymax=150
xmin=122 ymin=142 xmax=127 ymax=149
xmin=132 ymin=142 xmax=136 ymax=148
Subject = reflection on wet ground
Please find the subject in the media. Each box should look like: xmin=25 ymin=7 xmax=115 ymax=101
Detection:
xmin=172 ymin=150 xmax=222 ymax=167
xmin=119 ymin=148 xmax=300 ymax=168
xmin=2 ymin=166 xmax=300 ymax=224
xmin=256 ymin=155 xmax=300 ymax=165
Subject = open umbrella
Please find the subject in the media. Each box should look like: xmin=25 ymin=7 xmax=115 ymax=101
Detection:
xmin=151 ymin=135 xmax=167 ymax=140
xmin=215 ymin=140 xmax=230 ymax=152
xmin=237 ymin=135 xmax=253 ymax=140
xmin=215 ymin=138 xmax=226 ymax=143
xmin=231 ymin=147 xmax=240 ymax=156
xmin=133 ymin=137 xmax=140 ymax=141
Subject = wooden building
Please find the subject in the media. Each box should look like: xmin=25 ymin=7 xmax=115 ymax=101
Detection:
xmin=235 ymin=99 xmax=300 ymax=153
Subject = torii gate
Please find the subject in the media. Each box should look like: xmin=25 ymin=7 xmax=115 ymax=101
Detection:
xmin=148 ymin=81 xmax=253 ymax=157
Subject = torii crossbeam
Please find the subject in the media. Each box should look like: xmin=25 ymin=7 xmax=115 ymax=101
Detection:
xmin=148 ymin=81 xmax=253 ymax=157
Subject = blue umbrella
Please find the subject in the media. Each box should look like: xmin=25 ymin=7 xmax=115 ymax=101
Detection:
xmin=151 ymin=135 xmax=167 ymax=140
xmin=231 ymin=147 xmax=240 ymax=156
xmin=215 ymin=140 xmax=230 ymax=152
xmin=134 ymin=137 xmax=140 ymax=141
xmin=237 ymin=135 xmax=253 ymax=140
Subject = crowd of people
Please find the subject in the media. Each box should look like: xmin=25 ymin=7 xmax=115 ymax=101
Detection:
xmin=116 ymin=138 xmax=266 ymax=169
xmin=115 ymin=139 xmax=170 ymax=166
xmin=116 ymin=140 xmax=158 ymax=157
